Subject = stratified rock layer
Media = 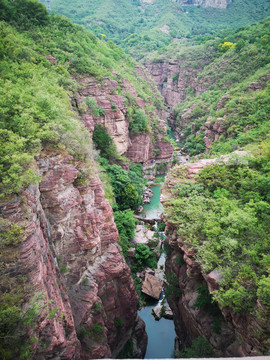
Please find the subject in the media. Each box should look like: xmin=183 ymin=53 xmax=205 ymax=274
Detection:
xmin=0 ymin=150 xmax=147 ymax=359
xmin=75 ymin=76 xmax=173 ymax=164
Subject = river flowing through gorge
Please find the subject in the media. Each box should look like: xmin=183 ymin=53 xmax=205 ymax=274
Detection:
xmin=137 ymin=179 xmax=176 ymax=359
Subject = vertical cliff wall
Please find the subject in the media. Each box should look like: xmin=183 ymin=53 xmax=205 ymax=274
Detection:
xmin=75 ymin=75 xmax=173 ymax=164
xmin=0 ymin=150 xmax=147 ymax=359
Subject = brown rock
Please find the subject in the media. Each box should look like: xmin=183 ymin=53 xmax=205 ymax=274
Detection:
xmin=141 ymin=273 xmax=163 ymax=299
xmin=206 ymin=269 xmax=224 ymax=291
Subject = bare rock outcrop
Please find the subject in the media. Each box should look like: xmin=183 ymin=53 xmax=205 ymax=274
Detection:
xmin=178 ymin=0 xmax=232 ymax=8
xmin=75 ymin=76 xmax=173 ymax=164
xmin=1 ymin=150 xmax=147 ymax=359
xmin=141 ymin=273 xmax=163 ymax=299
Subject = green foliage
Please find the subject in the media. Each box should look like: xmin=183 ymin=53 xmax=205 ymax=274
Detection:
xmin=117 ymin=338 xmax=133 ymax=359
xmin=77 ymin=323 xmax=104 ymax=343
xmin=0 ymin=291 xmax=55 ymax=359
xmin=218 ymin=41 xmax=236 ymax=52
xmin=170 ymin=18 xmax=270 ymax=157
xmin=128 ymin=108 xmax=148 ymax=134
xmin=49 ymin=0 xmax=270 ymax=60
xmin=134 ymin=243 xmax=157 ymax=271
xmin=257 ymin=276 xmax=270 ymax=307
xmin=0 ymin=223 xmax=23 ymax=246
xmin=164 ymin=153 xmax=270 ymax=314
xmin=178 ymin=336 xmax=213 ymax=358
xmin=0 ymin=0 xmax=49 ymax=29
xmin=92 ymin=124 xmax=118 ymax=163
xmin=85 ymin=98 xmax=106 ymax=117
xmin=114 ymin=209 xmax=136 ymax=256
xmin=114 ymin=317 xmax=124 ymax=334
xmin=100 ymin=158 xmax=146 ymax=210
xmin=194 ymin=284 xmax=222 ymax=317
xmin=165 ymin=272 xmax=181 ymax=300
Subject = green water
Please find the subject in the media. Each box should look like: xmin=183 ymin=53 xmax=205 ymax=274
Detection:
xmin=140 ymin=183 xmax=163 ymax=219
xmin=139 ymin=179 xmax=176 ymax=358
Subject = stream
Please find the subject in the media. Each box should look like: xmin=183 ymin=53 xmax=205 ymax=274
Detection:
xmin=138 ymin=180 xmax=176 ymax=359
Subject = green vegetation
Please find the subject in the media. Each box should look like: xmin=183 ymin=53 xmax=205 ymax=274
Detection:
xmin=117 ymin=338 xmax=133 ymax=359
xmin=165 ymin=272 xmax=181 ymax=300
xmin=166 ymin=18 xmax=270 ymax=156
xmin=0 ymin=0 xmax=165 ymax=196
xmin=114 ymin=317 xmax=124 ymax=334
xmin=0 ymin=0 xmax=165 ymax=354
xmin=49 ymin=0 xmax=270 ymax=59
xmin=100 ymin=158 xmax=147 ymax=211
xmin=178 ymin=336 xmax=213 ymax=358
xmin=93 ymin=124 xmax=119 ymax=163
xmin=165 ymin=145 xmax=270 ymax=322
xmin=77 ymin=323 xmax=104 ymax=343
xmin=114 ymin=209 xmax=136 ymax=256
xmin=133 ymin=243 xmax=158 ymax=271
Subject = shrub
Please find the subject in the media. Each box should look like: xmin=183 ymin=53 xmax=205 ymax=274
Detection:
xmin=114 ymin=317 xmax=124 ymax=334
xmin=89 ymin=323 xmax=104 ymax=342
xmin=178 ymin=336 xmax=213 ymax=358
xmin=114 ymin=209 xmax=136 ymax=256
xmin=134 ymin=243 xmax=157 ymax=270
xmin=92 ymin=124 xmax=118 ymax=163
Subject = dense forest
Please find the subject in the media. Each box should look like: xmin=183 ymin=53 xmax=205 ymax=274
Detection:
xmin=48 ymin=0 xmax=270 ymax=58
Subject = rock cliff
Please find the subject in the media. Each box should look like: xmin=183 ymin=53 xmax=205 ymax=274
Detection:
xmin=75 ymin=76 xmax=173 ymax=164
xmin=145 ymin=50 xmax=214 ymax=109
xmin=0 ymin=150 xmax=147 ymax=359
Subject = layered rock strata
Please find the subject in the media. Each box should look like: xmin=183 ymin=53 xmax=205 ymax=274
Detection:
xmin=145 ymin=53 xmax=214 ymax=109
xmin=75 ymin=76 xmax=173 ymax=164
xmin=0 ymin=150 xmax=147 ymax=359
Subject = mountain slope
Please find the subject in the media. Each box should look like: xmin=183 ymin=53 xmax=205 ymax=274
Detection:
xmin=48 ymin=0 xmax=270 ymax=58
xmin=0 ymin=1 xmax=173 ymax=358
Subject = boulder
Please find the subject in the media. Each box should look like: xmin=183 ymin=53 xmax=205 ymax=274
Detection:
xmin=152 ymin=304 xmax=174 ymax=320
xmin=141 ymin=273 xmax=163 ymax=299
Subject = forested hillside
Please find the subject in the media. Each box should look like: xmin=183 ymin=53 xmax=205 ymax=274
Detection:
xmin=0 ymin=0 xmax=166 ymax=197
xmin=1 ymin=0 xmax=270 ymax=358
xmin=48 ymin=0 xmax=270 ymax=58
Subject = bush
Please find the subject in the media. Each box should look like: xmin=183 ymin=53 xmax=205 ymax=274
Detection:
xmin=134 ymin=244 xmax=157 ymax=271
xmin=178 ymin=336 xmax=213 ymax=358
xmin=92 ymin=124 xmax=118 ymax=163
xmin=114 ymin=210 xmax=136 ymax=256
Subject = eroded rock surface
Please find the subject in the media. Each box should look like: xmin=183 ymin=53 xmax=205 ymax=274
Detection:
xmin=141 ymin=273 xmax=163 ymax=299
xmin=1 ymin=150 xmax=147 ymax=359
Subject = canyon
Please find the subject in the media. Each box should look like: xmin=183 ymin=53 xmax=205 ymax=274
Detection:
xmin=1 ymin=2 xmax=270 ymax=359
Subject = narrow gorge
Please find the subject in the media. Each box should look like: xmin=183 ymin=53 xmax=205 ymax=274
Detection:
xmin=1 ymin=0 xmax=270 ymax=359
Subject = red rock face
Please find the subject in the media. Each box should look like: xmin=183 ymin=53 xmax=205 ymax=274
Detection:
xmin=76 ymin=76 xmax=173 ymax=164
xmin=1 ymin=150 xmax=147 ymax=359
xmin=145 ymin=59 xmax=212 ymax=109
xmin=0 ymin=184 xmax=80 ymax=359
xmin=76 ymin=77 xmax=130 ymax=155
